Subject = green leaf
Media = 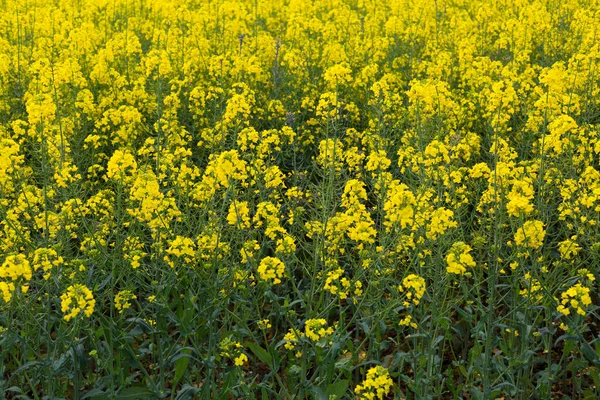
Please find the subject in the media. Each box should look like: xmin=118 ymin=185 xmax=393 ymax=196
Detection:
xmin=469 ymin=387 xmax=484 ymax=400
xmin=247 ymin=342 xmax=272 ymax=368
xmin=172 ymin=348 xmax=192 ymax=386
xmin=310 ymin=385 xmax=327 ymax=400
xmin=117 ymin=386 xmax=156 ymax=399
xmin=81 ymin=388 xmax=108 ymax=400
xmin=81 ymin=388 xmax=107 ymax=399
xmin=218 ymin=371 xmax=237 ymax=400
xmin=582 ymin=341 xmax=600 ymax=365
xmin=325 ymin=379 xmax=349 ymax=398
xmin=12 ymin=361 xmax=39 ymax=376
xmin=174 ymin=384 xmax=200 ymax=400
xmin=584 ymin=390 xmax=597 ymax=400
xmin=567 ymin=358 xmax=587 ymax=373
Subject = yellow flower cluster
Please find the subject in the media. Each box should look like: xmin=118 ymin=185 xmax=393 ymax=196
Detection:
xmin=1 ymin=0 xmax=600 ymax=395
xmin=226 ymin=200 xmax=251 ymax=229
xmin=0 ymin=255 xmax=32 ymax=302
xmin=60 ymin=284 xmax=95 ymax=322
xmin=446 ymin=242 xmax=476 ymax=275
xmin=558 ymin=237 xmax=581 ymax=260
xmin=0 ymin=282 xmax=14 ymax=303
xmin=506 ymin=179 xmax=535 ymax=217
xmin=323 ymin=267 xmax=363 ymax=300
xmin=399 ymin=274 xmax=426 ymax=307
xmin=164 ymin=236 xmax=196 ymax=268
xmin=114 ymin=290 xmax=135 ymax=313
xmin=123 ymin=236 xmax=146 ymax=269
xmin=0 ymin=254 xmax=32 ymax=281
xmin=282 ymin=319 xmax=335 ymax=354
xmin=106 ymin=149 xmax=137 ymax=183
xmin=323 ymin=268 xmax=351 ymax=298
xmin=304 ymin=318 xmax=334 ymax=342
xmin=33 ymin=248 xmax=64 ymax=280
xmin=557 ymin=283 xmax=592 ymax=317
xmin=257 ymin=319 xmax=272 ymax=330
xmin=520 ymin=273 xmax=544 ymax=303
xmin=317 ymin=139 xmax=345 ymax=172
xmin=355 ymin=365 xmax=394 ymax=400
xmin=219 ymin=336 xmax=247 ymax=367
xmin=257 ymin=256 xmax=285 ymax=285
xmin=397 ymin=274 xmax=426 ymax=328
xmin=514 ymin=220 xmax=546 ymax=250
xmin=284 ymin=329 xmax=301 ymax=351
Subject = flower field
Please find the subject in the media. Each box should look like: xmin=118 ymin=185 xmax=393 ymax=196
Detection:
xmin=1 ymin=0 xmax=600 ymax=398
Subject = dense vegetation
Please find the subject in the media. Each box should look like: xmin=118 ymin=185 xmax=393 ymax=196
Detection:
xmin=1 ymin=0 xmax=600 ymax=398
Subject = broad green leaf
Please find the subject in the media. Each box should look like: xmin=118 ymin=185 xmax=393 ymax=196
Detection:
xmin=174 ymin=384 xmax=200 ymax=400
xmin=117 ymin=386 xmax=156 ymax=399
xmin=172 ymin=348 xmax=192 ymax=386
xmin=247 ymin=342 xmax=272 ymax=368
xmin=325 ymin=379 xmax=349 ymax=398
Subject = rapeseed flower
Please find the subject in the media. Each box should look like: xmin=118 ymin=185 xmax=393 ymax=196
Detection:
xmin=514 ymin=220 xmax=546 ymax=249
xmin=60 ymin=284 xmax=95 ymax=322
xmin=446 ymin=242 xmax=476 ymax=275
xmin=557 ymin=283 xmax=592 ymax=317
xmin=304 ymin=318 xmax=334 ymax=342
xmin=257 ymin=256 xmax=285 ymax=285
xmin=355 ymin=365 xmax=393 ymax=399
xmin=114 ymin=290 xmax=135 ymax=313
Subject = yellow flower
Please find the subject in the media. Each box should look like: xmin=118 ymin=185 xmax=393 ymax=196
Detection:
xmin=558 ymin=237 xmax=581 ymax=260
xmin=506 ymin=179 xmax=535 ymax=217
xmin=304 ymin=319 xmax=334 ymax=342
xmin=60 ymin=284 xmax=95 ymax=321
xmin=426 ymin=208 xmax=457 ymax=240
xmin=577 ymin=268 xmax=595 ymax=282
xmin=383 ymin=181 xmax=416 ymax=230
xmin=514 ymin=220 xmax=546 ymax=249
xmin=1 ymin=254 xmax=32 ymax=281
xmin=164 ymin=236 xmax=196 ymax=268
xmin=276 ymin=235 xmax=296 ymax=255
xmin=220 ymin=336 xmax=247 ymax=366
xmin=33 ymin=248 xmax=64 ymax=280
xmin=114 ymin=290 xmax=136 ymax=313
xmin=258 ymin=319 xmax=272 ymax=330
xmin=323 ymin=268 xmax=351 ymax=299
xmin=0 ymin=254 xmax=32 ymax=302
xmin=355 ymin=365 xmax=393 ymax=400
xmin=323 ymin=63 xmax=352 ymax=88
xmin=365 ymin=150 xmax=391 ymax=174
xmin=398 ymin=274 xmax=426 ymax=306
xmin=106 ymin=149 xmax=137 ymax=183
xmin=226 ymin=200 xmax=251 ymax=229
xmin=557 ymin=283 xmax=592 ymax=317
xmin=399 ymin=314 xmax=417 ymax=328
xmin=317 ymin=138 xmax=344 ymax=171
xmin=257 ymin=256 xmax=285 ymax=285
xmin=203 ymin=150 xmax=248 ymax=190
xmin=234 ymin=353 xmax=248 ymax=366
xmin=446 ymin=242 xmax=476 ymax=275
xmin=0 ymin=282 xmax=15 ymax=303
xmin=284 ymin=329 xmax=301 ymax=351
xmin=264 ymin=165 xmax=286 ymax=189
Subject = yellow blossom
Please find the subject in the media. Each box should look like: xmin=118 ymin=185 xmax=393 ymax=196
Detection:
xmin=514 ymin=220 xmax=546 ymax=249
xmin=446 ymin=242 xmax=476 ymax=275
xmin=257 ymin=256 xmax=285 ymax=285
xmin=60 ymin=284 xmax=95 ymax=321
